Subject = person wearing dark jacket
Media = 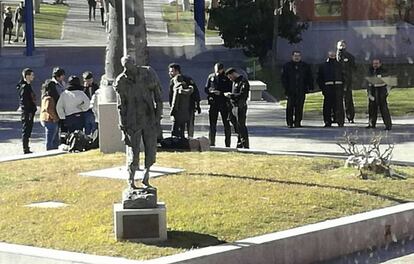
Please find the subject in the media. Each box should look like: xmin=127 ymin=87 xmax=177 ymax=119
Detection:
xmin=365 ymin=59 xmax=392 ymax=130
xmin=168 ymin=63 xmax=200 ymax=138
xmin=317 ymin=51 xmax=345 ymax=127
xmin=281 ymin=51 xmax=314 ymax=128
xmin=337 ymin=40 xmax=357 ymax=123
xmin=87 ymin=0 xmax=96 ymax=21
xmin=205 ymin=62 xmax=232 ymax=147
xmin=3 ymin=6 xmax=14 ymax=44
xmin=17 ymin=68 xmax=37 ymax=154
xmin=225 ymin=68 xmax=250 ymax=149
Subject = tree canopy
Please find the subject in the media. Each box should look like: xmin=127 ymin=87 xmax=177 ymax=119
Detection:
xmin=210 ymin=0 xmax=307 ymax=61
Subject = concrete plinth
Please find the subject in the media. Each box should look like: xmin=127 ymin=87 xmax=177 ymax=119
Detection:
xmin=248 ymin=80 xmax=267 ymax=101
xmin=114 ymin=203 xmax=167 ymax=242
xmin=98 ymin=103 xmax=124 ymax=153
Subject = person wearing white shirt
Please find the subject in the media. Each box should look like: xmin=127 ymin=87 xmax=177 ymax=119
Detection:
xmin=56 ymin=75 xmax=90 ymax=133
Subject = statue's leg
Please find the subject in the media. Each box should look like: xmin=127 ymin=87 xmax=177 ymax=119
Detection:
xmin=126 ymin=144 xmax=139 ymax=189
xmin=142 ymin=127 xmax=157 ymax=188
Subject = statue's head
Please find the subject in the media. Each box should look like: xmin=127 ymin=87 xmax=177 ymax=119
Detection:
xmin=121 ymin=55 xmax=135 ymax=70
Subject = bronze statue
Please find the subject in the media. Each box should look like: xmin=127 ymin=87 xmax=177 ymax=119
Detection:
xmin=114 ymin=55 xmax=163 ymax=189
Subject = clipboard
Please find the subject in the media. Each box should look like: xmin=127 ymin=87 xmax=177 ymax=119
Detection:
xmin=365 ymin=76 xmax=385 ymax=85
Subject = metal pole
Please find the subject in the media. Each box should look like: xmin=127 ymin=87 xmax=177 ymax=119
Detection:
xmin=0 ymin=2 xmax=3 ymax=57
xmin=25 ymin=0 xmax=34 ymax=56
xmin=194 ymin=0 xmax=205 ymax=48
xmin=122 ymin=0 xmax=127 ymax=56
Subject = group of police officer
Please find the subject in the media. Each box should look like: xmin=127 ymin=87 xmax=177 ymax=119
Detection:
xmin=282 ymin=40 xmax=392 ymax=130
xmin=167 ymin=39 xmax=393 ymax=149
xmin=168 ymin=63 xmax=250 ymax=149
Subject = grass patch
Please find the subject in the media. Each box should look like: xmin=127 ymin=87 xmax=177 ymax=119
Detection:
xmin=0 ymin=151 xmax=413 ymax=260
xmin=34 ymin=3 xmax=69 ymax=39
xmin=280 ymin=88 xmax=414 ymax=119
xmin=162 ymin=4 xmax=218 ymax=36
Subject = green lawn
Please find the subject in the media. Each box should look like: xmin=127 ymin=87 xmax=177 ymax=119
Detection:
xmin=162 ymin=4 xmax=218 ymax=36
xmin=279 ymin=88 xmax=414 ymax=119
xmin=0 ymin=151 xmax=413 ymax=260
xmin=34 ymin=3 xmax=69 ymax=39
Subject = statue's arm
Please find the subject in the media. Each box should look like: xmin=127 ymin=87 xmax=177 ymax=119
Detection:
xmin=114 ymin=78 xmax=128 ymax=129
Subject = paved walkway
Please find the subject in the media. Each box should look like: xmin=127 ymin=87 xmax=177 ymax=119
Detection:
xmin=33 ymin=0 xmax=223 ymax=47
xmin=2 ymin=101 xmax=413 ymax=164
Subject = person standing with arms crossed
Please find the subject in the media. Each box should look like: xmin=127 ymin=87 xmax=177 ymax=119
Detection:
xmin=17 ymin=68 xmax=37 ymax=154
xmin=281 ymin=51 xmax=314 ymax=128
xmin=205 ymin=62 xmax=232 ymax=147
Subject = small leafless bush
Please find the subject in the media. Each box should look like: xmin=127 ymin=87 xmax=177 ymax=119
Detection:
xmin=337 ymin=132 xmax=405 ymax=180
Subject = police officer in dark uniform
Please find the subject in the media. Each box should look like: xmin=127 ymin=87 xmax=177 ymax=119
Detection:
xmin=205 ymin=62 xmax=232 ymax=147
xmin=224 ymin=68 xmax=250 ymax=149
xmin=365 ymin=59 xmax=392 ymax=130
xmin=16 ymin=68 xmax=37 ymax=154
xmin=337 ymin=40 xmax=356 ymax=123
xmin=317 ymin=51 xmax=345 ymax=127
xmin=281 ymin=51 xmax=314 ymax=128
xmin=168 ymin=63 xmax=201 ymax=138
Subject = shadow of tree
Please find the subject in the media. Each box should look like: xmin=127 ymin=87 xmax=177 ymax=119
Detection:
xmin=143 ymin=231 xmax=226 ymax=249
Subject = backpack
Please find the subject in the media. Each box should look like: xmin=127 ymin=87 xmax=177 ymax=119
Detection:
xmin=160 ymin=137 xmax=190 ymax=150
xmin=67 ymin=130 xmax=91 ymax=152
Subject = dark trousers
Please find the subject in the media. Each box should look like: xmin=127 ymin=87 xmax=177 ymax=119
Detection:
xmin=230 ymin=104 xmax=249 ymax=148
xmin=286 ymin=93 xmax=305 ymax=127
xmin=88 ymin=4 xmax=96 ymax=20
xmin=344 ymin=82 xmax=355 ymax=122
xmin=3 ymin=25 xmax=12 ymax=43
xmin=209 ymin=104 xmax=231 ymax=147
xmin=65 ymin=112 xmax=85 ymax=133
xmin=172 ymin=121 xmax=186 ymax=139
xmin=100 ymin=7 xmax=105 ymax=25
xmin=368 ymin=86 xmax=392 ymax=129
xmin=186 ymin=111 xmax=195 ymax=138
xmin=21 ymin=112 xmax=35 ymax=152
xmin=323 ymin=85 xmax=344 ymax=126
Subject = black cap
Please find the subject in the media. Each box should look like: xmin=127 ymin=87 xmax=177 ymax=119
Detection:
xmin=68 ymin=75 xmax=80 ymax=87
xmin=225 ymin=67 xmax=236 ymax=75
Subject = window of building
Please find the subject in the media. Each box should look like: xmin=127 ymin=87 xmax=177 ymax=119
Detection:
xmin=314 ymin=0 xmax=343 ymax=17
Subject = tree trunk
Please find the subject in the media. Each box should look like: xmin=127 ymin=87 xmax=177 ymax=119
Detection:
xmin=271 ymin=0 xmax=280 ymax=71
xmin=101 ymin=0 xmax=123 ymax=103
xmin=127 ymin=0 xmax=148 ymax=65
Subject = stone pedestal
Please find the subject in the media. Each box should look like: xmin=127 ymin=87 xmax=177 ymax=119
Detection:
xmin=114 ymin=203 xmax=167 ymax=242
xmin=98 ymin=103 xmax=124 ymax=153
xmin=248 ymin=80 xmax=267 ymax=101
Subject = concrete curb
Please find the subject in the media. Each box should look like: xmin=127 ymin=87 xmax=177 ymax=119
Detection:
xmin=0 ymin=149 xmax=67 ymax=163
